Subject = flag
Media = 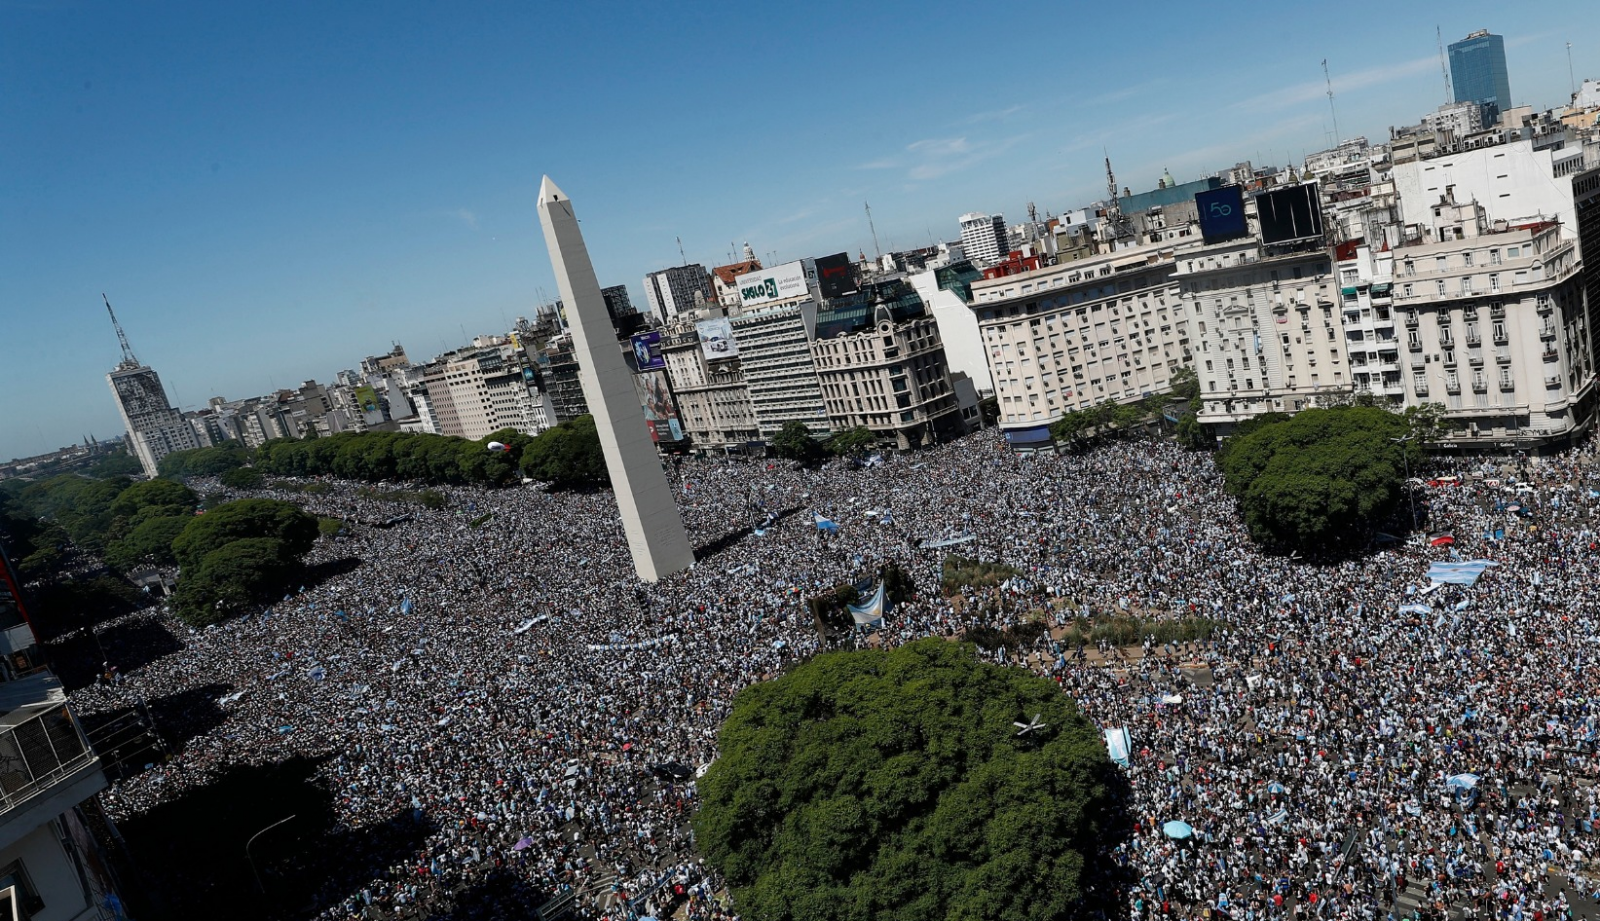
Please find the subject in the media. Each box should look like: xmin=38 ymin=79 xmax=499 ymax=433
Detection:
xmin=400 ymin=597 xmax=414 ymax=616
xmin=1105 ymin=727 xmax=1132 ymax=767
xmin=813 ymin=513 xmax=840 ymax=533
xmin=847 ymin=582 xmax=888 ymax=626
xmin=1427 ymin=560 xmax=1498 ymax=586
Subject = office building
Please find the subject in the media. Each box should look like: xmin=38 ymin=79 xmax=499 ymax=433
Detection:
xmin=1449 ymin=29 xmax=1513 ymax=126
xmin=659 ymin=323 xmax=758 ymax=449
xmin=812 ymin=309 xmax=964 ymax=448
xmin=958 ymin=213 xmax=1008 ymax=267
xmin=728 ymin=302 xmax=827 ymax=438
xmin=106 ymin=363 xmax=200 ymax=478
xmin=1391 ymin=138 xmax=1585 ymax=244
xmin=642 ymin=264 xmax=714 ymax=322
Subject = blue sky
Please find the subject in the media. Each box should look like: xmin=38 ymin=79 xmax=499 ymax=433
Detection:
xmin=3 ymin=0 xmax=1596 ymax=461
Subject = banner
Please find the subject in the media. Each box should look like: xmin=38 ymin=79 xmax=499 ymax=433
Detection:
xmin=633 ymin=370 xmax=682 ymax=443
xmin=848 ymin=582 xmax=888 ymax=626
xmin=1105 ymin=727 xmax=1131 ymax=767
xmin=1427 ymin=560 xmax=1498 ymax=586
xmin=630 ymin=331 xmax=666 ymax=370
xmin=695 ymin=317 xmax=738 ymax=360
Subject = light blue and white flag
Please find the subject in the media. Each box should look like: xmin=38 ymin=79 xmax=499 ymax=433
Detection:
xmin=1428 ymin=560 xmax=1499 ymax=586
xmin=848 ymin=582 xmax=888 ymax=626
xmin=1105 ymin=727 xmax=1132 ymax=767
xmin=813 ymin=513 xmax=840 ymax=533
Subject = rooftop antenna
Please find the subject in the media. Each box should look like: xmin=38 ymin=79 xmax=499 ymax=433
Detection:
xmin=1568 ymin=43 xmax=1577 ymax=99
xmin=103 ymin=293 xmax=138 ymax=366
xmin=1322 ymin=59 xmax=1342 ymax=145
xmin=1103 ymin=152 xmax=1133 ymax=245
xmin=1437 ymin=27 xmax=1453 ymax=103
xmin=1027 ymin=201 xmax=1039 ymax=224
xmin=864 ymin=202 xmax=882 ymax=260
xmin=676 ymin=236 xmax=688 ymax=266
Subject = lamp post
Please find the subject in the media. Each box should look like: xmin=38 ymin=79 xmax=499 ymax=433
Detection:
xmin=1390 ymin=434 xmax=1418 ymax=533
xmin=246 ymin=814 xmax=297 ymax=897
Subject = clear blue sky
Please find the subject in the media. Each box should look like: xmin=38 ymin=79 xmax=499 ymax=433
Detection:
xmin=3 ymin=0 xmax=1596 ymax=461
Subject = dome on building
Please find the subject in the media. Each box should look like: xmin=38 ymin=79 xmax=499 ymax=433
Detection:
xmin=1161 ymin=167 xmax=1176 ymax=189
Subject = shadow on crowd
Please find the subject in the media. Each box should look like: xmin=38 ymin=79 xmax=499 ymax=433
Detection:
xmin=81 ymin=682 xmax=232 ymax=780
xmin=46 ymin=616 xmax=185 ymax=691
xmin=692 ymin=506 xmax=802 ymax=563
xmin=297 ymin=555 xmax=365 ymax=593
xmin=118 ymin=755 xmax=437 ymax=921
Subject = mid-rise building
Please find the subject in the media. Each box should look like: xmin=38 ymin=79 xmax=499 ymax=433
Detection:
xmin=958 ymin=212 xmax=1008 ymax=267
xmin=968 ymin=240 xmax=1193 ymax=449
xmin=659 ymin=324 xmax=758 ymax=449
xmin=728 ymin=302 xmax=826 ymax=438
xmin=1449 ymin=29 xmax=1513 ymax=126
xmin=812 ymin=308 xmax=964 ymax=448
xmin=1391 ymin=138 xmax=1586 ymax=243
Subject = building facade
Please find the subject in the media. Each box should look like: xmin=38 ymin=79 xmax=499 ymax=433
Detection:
xmin=642 ymin=265 xmax=714 ymax=322
xmin=1449 ymin=29 xmax=1513 ymax=126
xmin=811 ymin=312 xmax=964 ymax=448
xmin=659 ymin=328 xmax=758 ymax=449
xmin=958 ymin=213 xmax=1007 ymax=267
xmin=727 ymin=302 xmax=826 ymax=438
xmin=106 ymin=363 xmax=201 ymax=477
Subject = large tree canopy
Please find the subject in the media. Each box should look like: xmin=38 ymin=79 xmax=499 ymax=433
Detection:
xmin=172 ymin=499 xmax=318 ymax=574
xmin=520 ymin=416 xmax=607 ymax=488
xmin=694 ymin=638 xmax=1127 ymax=921
xmin=1215 ymin=405 xmax=1421 ymax=552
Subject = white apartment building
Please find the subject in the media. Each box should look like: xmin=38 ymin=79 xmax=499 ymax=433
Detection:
xmin=1392 ymin=138 xmax=1586 ymax=243
xmin=811 ymin=313 xmax=963 ymax=449
xmin=968 ymin=241 xmax=1192 ymax=448
xmin=958 ymin=212 xmax=1007 ymax=267
xmin=642 ymin=265 xmax=714 ymax=321
xmin=727 ymin=302 xmax=826 ymax=439
xmin=1184 ymin=241 xmax=1345 ymax=427
xmin=659 ymin=330 xmax=757 ymax=449
xmin=1385 ymin=200 xmax=1592 ymax=447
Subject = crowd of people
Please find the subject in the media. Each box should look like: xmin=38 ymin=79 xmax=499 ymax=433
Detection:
xmin=63 ymin=427 xmax=1600 ymax=920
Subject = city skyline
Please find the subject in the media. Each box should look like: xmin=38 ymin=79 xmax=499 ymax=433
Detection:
xmin=4 ymin=0 xmax=1598 ymax=461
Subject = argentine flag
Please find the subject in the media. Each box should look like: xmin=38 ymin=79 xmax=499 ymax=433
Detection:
xmin=848 ymin=582 xmax=889 ymax=626
xmin=813 ymin=513 xmax=840 ymax=533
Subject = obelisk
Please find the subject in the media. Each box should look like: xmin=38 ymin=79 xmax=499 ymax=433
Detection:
xmin=536 ymin=176 xmax=696 ymax=581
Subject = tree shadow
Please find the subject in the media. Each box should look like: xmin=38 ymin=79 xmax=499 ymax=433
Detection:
xmin=113 ymin=755 xmax=437 ymax=921
xmin=693 ymin=506 xmax=802 ymax=563
xmin=81 ymin=683 xmax=232 ymax=781
xmin=413 ymin=864 xmax=555 ymax=921
xmin=296 ymin=556 xmax=364 ymax=593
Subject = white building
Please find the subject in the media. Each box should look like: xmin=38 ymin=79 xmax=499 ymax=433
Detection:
xmin=968 ymin=241 xmax=1193 ymax=448
xmin=727 ymin=302 xmax=826 ymax=439
xmin=107 ymin=363 xmax=200 ymax=478
xmin=642 ymin=265 xmax=714 ymax=322
xmin=958 ymin=212 xmax=1007 ymax=267
xmin=1392 ymin=137 xmax=1586 ymax=243
xmin=659 ymin=326 xmax=758 ymax=449
xmin=907 ymin=267 xmax=992 ymax=393
xmin=1421 ymin=101 xmax=1485 ymax=141
xmin=811 ymin=311 xmax=964 ymax=448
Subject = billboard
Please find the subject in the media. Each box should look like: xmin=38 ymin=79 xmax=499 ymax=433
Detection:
xmin=696 ymin=317 xmax=739 ymax=361
xmin=813 ymin=252 xmax=857 ymax=299
xmin=1257 ymin=183 xmax=1324 ymax=245
xmin=1195 ymin=186 xmax=1248 ymax=243
xmin=634 ymin=370 xmax=684 ymax=443
xmin=735 ymin=261 xmax=809 ymax=307
xmin=630 ymin=331 xmax=665 ymax=370
xmin=354 ymin=385 xmax=384 ymax=425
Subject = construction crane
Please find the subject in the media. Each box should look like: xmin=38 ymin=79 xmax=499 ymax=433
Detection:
xmin=1437 ymin=27 xmax=1453 ymax=103
xmin=103 ymin=293 xmax=138 ymax=366
xmin=864 ymin=202 xmax=882 ymax=261
xmin=1323 ymin=59 xmax=1342 ymax=147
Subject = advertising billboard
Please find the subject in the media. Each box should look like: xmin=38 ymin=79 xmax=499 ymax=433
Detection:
xmin=633 ymin=370 xmax=683 ymax=443
xmin=1257 ymin=184 xmax=1324 ymax=245
xmin=630 ymin=331 xmax=665 ymax=370
xmin=695 ymin=317 xmax=739 ymax=361
xmin=354 ymin=385 xmax=384 ymax=425
xmin=1195 ymin=186 xmax=1248 ymax=243
xmin=735 ymin=261 xmax=809 ymax=307
xmin=813 ymin=252 xmax=857 ymax=299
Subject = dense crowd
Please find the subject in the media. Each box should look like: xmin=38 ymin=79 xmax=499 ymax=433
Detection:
xmin=64 ymin=428 xmax=1600 ymax=920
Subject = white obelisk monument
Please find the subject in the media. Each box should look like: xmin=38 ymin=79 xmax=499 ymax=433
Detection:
xmin=536 ymin=176 xmax=696 ymax=581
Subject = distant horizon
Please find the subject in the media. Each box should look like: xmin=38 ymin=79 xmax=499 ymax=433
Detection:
xmin=5 ymin=0 xmax=1597 ymax=461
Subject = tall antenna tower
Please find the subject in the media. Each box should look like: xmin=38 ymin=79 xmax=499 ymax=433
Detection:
xmin=676 ymin=236 xmax=688 ymax=265
xmin=1027 ymin=201 xmax=1039 ymax=224
xmin=102 ymin=293 xmax=138 ymax=366
xmin=1322 ymin=59 xmax=1342 ymax=145
xmin=1437 ymin=27 xmax=1453 ymax=103
xmin=864 ymin=202 xmax=882 ymax=260
xmin=1103 ymin=155 xmax=1133 ymax=244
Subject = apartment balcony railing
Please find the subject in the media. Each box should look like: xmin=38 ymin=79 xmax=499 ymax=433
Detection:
xmin=0 ymin=703 xmax=96 ymax=816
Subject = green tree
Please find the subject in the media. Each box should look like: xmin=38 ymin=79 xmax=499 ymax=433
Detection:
xmin=1216 ymin=405 xmax=1420 ymax=553
xmin=695 ymin=639 xmax=1126 ymax=921
xmin=520 ymin=416 xmax=608 ymax=488
xmin=158 ymin=444 xmax=250 ymax=479
xmin=771 ymin=420 xmax=824 ymax=464
xmin=827 ymin=426 xmax=877 ymax=459
xmin=219 ymin=466 xmax=266 ymax=490
xmin=172 ymin=499 xmax=318 ymax=574
xmin=85 ymin=448 xmax=143 ymax=478
xmin=103 ymin=515 xmax=190 ymax=572
xmin=110 ymin=479 xmax=197 ymax=520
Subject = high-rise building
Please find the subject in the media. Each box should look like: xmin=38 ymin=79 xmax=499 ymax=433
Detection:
xmin=102 ymin=298 xmax=201 ymax=477
xmin=729 ymin=302 xmax=827 ymax=438
xmin=1449 ymin=29 xmax=1513 ymax=126
xmin=642 ymin=264 xmax=714 ymax=322
xmin=959 ymin=213 xmax=1008 ymax=267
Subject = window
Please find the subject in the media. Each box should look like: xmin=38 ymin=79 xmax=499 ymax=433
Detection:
xmin=1490 ymin=274 xmax=1500 ymax=293
xmin=1463 ymin=251 xmax=1474 ymax=267
xmin=0 ymin=861 xmax=42 ymax=917
xmin=1437 ymin=280 xmax=1447 ymax=296
xmin=1435 ymin=256 xmax=1448 ymax=273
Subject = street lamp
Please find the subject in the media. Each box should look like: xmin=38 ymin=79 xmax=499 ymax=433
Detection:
xmin=246 ymin=814 xmax=297 ymax=896
xmin=1390 ymin=434 xmax=1418 ymax=533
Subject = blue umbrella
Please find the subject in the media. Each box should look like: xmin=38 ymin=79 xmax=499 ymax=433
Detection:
xmin=1162 ymin=820 xmax=1195 ymax=840
xmin=1267 ymin=782 xmax=1288 ymax=795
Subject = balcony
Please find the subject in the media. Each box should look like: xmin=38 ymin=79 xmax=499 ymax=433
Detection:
xmin=1546 ymin=375 xmax=1563 ymax=388
xmin=1469 ymin=353 xmax=1484 ymax=366
xmin=1472 ymin=379 xmax=1489 ymax=393
xmin=1414 ymin=382 xmax=1429 ymax=396
xmin=1540 ymin=325 xmax=1558 ymax=339
xmin=1490 ymin=304 xmax=1506 ymax=319
xmin=0 ymin=676 xmax=106 ymax=853
xmin=1499 ymin=379 xmax=1516 ymax=392
xmin=1465 ymin=334 xmax=1482 ymax=347
xmin=1408 ymin=339 xmax=1423 ymax=352
xmin=1446 ymin=382 xmax=1462 ymax=394
xmin=1544 ymin=349 xmax=1560 ymax=362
